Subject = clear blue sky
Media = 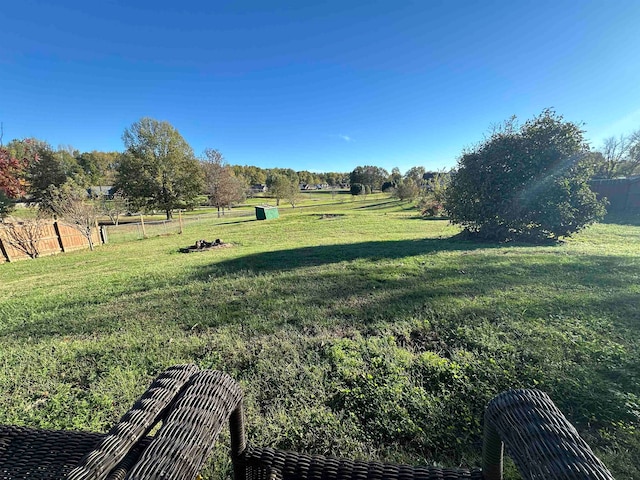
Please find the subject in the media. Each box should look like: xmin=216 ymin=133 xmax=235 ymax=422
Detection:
xmin=2 ymin=1 xmax=639 ymax=173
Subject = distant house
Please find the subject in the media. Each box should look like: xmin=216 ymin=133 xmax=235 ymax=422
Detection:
xmin=589 ymin=176 xmax=640 ymax=211
xmin=250 ymin=184 xmax=268 ymax=194
xmin=87 ymin=186 xmax=115 ymax=199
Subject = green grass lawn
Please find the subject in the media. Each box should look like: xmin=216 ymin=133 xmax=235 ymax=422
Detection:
xmin=1 ymin=198 xmax=639 ymax=478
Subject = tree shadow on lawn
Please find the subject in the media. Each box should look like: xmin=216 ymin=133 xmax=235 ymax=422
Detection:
xmin=214 ymin=218 xmax=256 ymax=226
xmin=2 ymin=251 xmax=638 ymax=441
xmin=185 ymin=244 xmax=638 ymax=335
xmin=193 ymin=237 xmax=503 ymax=275
xmin=193 ymin=250 xmax=636 ymax=430
xmin=2 ymin=241 xmax=636 ymax=475
xmin=3 ymin=238 xmax=637 ymax=348
xmin=355 ymin=200 xmax=404 ymax=210
xmin=7 ymin=253 xmax=631 ymax=340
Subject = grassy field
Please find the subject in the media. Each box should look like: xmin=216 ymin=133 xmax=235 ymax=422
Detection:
xmin=1 ymin=198 xmax=639 ymax=478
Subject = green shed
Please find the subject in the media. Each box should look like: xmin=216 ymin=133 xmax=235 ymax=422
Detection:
xmin=255 ymin=206 xmax=279 ymax=220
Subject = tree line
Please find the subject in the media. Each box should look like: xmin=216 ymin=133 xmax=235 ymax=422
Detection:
xmin=0 ymin=116 xmax=445 ymax=221
xmin=1 ymin=113 xmax=638 ymax=242
xmin=0 ymin=118 xmax=352 ymax=221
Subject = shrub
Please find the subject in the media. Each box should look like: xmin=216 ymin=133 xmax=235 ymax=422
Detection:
xmin=393 ymin=179 xmax=420 ymax=201
xmin=350 ymin=183 xmax=364 ymax=196
xmin=418 ymin=196 xmax=445 ymax=217
xmin=381 ymin=181 xmax=395 ymax=192
xmin=444 ymin=110 xmax=607 ymax=241
xmin=417 ymin=171 xmax=450 ymax=218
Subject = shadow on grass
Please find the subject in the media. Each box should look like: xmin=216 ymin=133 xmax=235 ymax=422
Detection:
xmin=2 ymin=237 xmax=637 ymax=477
xmin=3 ymin=240 xmax=638 ymax=450
xmin=3 ymin=240 xmax=638 ymax=357
xmin=193 ymin=237 xmax=501 ymax=274
xmin=355 ymin=200 xmax=404 ymax=210
xmin=214 ymin=218 xmax=256 ymax=226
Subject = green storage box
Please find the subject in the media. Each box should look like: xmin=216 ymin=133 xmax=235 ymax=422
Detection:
xmin=255 ymin=206 xmax=279 ymax=220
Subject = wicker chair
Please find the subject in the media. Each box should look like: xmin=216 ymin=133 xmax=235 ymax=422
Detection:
xmin=0 ymin=365 xmax=614 ymax=479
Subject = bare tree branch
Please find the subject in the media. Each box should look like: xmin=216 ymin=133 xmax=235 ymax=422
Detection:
xmin=0 ymin=217 xmax=46 ymax=258
xmin=48 ymin=183 xmax=99 ymax=251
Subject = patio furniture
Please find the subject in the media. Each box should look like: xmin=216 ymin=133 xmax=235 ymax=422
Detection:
xmin=0 ymin=364 xmax=242 ymax=480
xmin=0 ymin=365 xmax=614 ymax=479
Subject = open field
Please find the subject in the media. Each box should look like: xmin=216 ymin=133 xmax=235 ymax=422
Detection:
xmin=1 ymin=198 xmax=639 ymax=478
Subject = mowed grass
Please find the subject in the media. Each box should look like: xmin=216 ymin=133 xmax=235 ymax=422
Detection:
xmin=1 ymin=198 xmax=639 ymax=478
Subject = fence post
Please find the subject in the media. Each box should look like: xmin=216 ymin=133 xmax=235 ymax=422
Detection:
xmin=178 ymin=210 xmax=184 ymax=234
xmin=100 ymin=225 xmax=108 ymax=244
xmin=53 ymin=221 xmax=66 ymax=253
xmin=140 ymin=214 xmax=147 ymax=238
xmin=0 ymin=235 xmax=12 ymax=262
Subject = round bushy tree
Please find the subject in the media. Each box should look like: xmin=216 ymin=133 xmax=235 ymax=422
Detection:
xmin=350 ymin=183 xmax=364 ymax=196
xmin=445 ymin=110 xmax=606 ymax=241
xmin=381 ymin=181 xmax=395 ymax=192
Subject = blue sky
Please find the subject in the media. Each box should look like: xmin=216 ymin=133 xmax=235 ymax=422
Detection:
xmin=1 ymin=1 xmax=639 ymax=173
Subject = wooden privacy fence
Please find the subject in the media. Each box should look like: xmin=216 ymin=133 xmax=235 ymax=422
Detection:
xmin=590 ymin=176 xmax=640 ymax=211
xmin=0 ymin=221 xmax=101 ymax=263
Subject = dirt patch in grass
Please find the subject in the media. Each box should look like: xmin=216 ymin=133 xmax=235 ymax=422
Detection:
xmin=179 ymin=239 xmax=233 ymax=253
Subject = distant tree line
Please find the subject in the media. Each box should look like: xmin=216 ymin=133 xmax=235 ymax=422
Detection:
xmin=0 ymin=118 xmax=351 ymax=221
xmin=1 ymin=113 xmax=637 ymax=238
xmin=2 ymin=116 xmax=447 ymax=223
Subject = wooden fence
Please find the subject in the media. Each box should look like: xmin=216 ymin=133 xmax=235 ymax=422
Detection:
xmin=0 ymin=221 xmax=101 ymax=263
xmin=590 ymin=176 xmax=640 ymax=212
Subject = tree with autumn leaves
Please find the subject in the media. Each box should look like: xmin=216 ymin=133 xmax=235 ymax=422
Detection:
xmin=201 ymin=148 xmax=246 ymax=217
xmin=0 ymin=146 xmax=27 ymax=219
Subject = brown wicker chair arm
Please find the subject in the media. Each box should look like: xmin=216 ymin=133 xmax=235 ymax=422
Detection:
xmin=125 ymin=369 xmax=244 ymax=480
xmin=482 ymin=389 xmax=614 ymax=480
xmin=68 ymin=364 xmax=200 ymax=480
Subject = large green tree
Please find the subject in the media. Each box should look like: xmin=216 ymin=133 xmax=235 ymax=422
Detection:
xmin=116 ymin=118 xmax=203 ymax=219
xmin=20 ymin=140 xmax=84 ymax=212
xmin=445 ymin=110 xmax=606 ymax=241
xmin=349 ymin=165 xmax=389 ymax=191
xmin=265 ymin=172 xmax=294 ymax=206
xmin=76 ymin=150 xmax=120 ymax=185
